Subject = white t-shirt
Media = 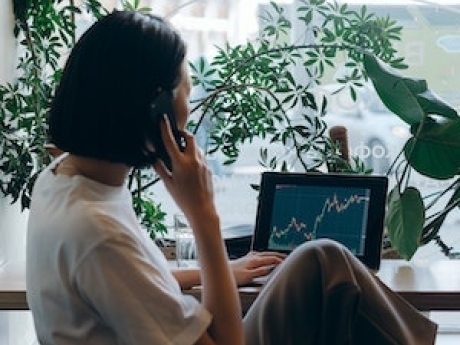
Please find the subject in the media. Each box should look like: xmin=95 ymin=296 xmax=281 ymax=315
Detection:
xmin=26 ymin=156 xmax=211 ymax=345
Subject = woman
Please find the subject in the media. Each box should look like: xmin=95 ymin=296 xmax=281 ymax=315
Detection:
xmin=26 ymin=10 xmax=437 ymax=345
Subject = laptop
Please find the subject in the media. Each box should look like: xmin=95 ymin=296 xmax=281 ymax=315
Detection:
xmin=251 ymin=172 xmax=388 ymax=272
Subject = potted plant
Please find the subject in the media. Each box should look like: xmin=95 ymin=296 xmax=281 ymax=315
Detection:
xmin=364 ymin=53 xmax=460 ymax=260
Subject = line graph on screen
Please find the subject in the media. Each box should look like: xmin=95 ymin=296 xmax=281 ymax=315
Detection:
xmin=268 ymin=186 xmax=370 ymax=253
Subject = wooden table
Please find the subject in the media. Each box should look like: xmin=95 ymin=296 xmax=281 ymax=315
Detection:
xmin=0 ymin=261 xmax=28 ymax=310
xmin=377 ymin=259 xmax=460 ymax=311
xmin=1 ymin=259 xmax=460 ymax=312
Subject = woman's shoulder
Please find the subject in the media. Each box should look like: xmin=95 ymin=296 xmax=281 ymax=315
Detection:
xmin=29 ymin=172 xmax=139 ymax=262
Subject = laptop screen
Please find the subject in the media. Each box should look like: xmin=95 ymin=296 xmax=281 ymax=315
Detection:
xmin=252 ymin=172 xmax=388 ymax=271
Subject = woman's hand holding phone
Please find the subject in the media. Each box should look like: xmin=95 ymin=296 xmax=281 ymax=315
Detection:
xmin=153 ymin=115 xmax=219 ymax=231
xmin=155 ymin=115 xmax=245 ymax=345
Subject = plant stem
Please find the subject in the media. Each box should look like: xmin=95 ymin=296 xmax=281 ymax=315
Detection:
xmin=433 ymin=235 xmax=454 ymax=258
xmin=425 ymin=177 xmax=460 ymax=211
xmin=421 ymin=198 xmax=460 ymax=244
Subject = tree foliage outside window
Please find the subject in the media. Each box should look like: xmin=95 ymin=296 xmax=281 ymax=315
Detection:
xmin=189 ymin=1 xmax=405 ymax=175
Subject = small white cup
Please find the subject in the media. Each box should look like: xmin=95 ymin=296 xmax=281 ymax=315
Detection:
xmin=174 ymin=214 xmax=197 ymax=267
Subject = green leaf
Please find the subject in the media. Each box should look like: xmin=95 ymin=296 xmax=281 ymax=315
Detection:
xmin=404 ymin=117 xmax=460 ymax=179
xmin=416 ymin=91 xmax=458 ymax=120
xmin=363 ymin=53 xmax=458 ymax=125
xmin=385 ymin=187 xmax=425 ymax=260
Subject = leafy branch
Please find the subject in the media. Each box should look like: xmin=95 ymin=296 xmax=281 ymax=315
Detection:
xmin=186 ymin=0 xmax=404 ymax=175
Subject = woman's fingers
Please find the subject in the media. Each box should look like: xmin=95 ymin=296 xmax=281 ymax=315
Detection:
xmin=251 ymin=251 xmax=287 ymax=259
xmin=159 ymin=114 xmax=181 ymax=165
xmin=153 ymin=157 xmax=170 ymax=179
xmin=155 ymin=115 xmax=197 ymax=177
xmin=247 ymin=265 xmax=276 ymax=279
xmin=250 ymin=254 xmax=283 ymax=267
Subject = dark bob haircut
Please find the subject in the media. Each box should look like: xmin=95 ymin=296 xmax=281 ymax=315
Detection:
xmin=48 ymin=11 xmax=186 ymax=168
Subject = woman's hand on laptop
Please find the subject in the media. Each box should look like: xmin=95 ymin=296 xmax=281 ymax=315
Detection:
xmin=172 ymin=251 xmax=286 ymax=289
xmin=229 ymin=251 xmax=286 ymax=286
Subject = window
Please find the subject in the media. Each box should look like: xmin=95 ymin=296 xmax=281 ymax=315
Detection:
xmin=136 ymin=1 xmax=460 ymax=245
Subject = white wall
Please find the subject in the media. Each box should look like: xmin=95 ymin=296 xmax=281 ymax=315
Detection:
xmin=0 ymin=0 xmax=29 ymax=266
xmin=0 ymin=1 xmax=15 ymax=84
xmin=0 ymin=3 xmax=36 ymax=345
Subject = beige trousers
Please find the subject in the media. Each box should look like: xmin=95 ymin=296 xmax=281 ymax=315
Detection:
xmin=243 ymin=239 xmax=437 ymax=345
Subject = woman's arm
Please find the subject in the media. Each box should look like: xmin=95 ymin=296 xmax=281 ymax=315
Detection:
xmin=191 ymin=214 xmax=243 ymax=345
xmin=155 ymin=117 xmax=244 ymax=345
xmin=171 ymin=268 xmax=201 ymax=290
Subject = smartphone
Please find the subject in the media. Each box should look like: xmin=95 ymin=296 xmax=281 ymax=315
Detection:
xmin=147 ymin=91 xmax=185 ymax=170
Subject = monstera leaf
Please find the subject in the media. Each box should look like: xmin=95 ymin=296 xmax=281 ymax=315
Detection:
xmin=363 ymin=53 xmax=458 ymax=125
xmin=405 ymin=117 xmax=460 ymax=179
xmin=385 ymin=186 xmax=425 ymax=260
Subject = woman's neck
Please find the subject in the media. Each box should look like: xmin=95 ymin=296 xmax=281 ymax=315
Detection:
xmin=56 ymin=154 xmax=131 ymax=187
